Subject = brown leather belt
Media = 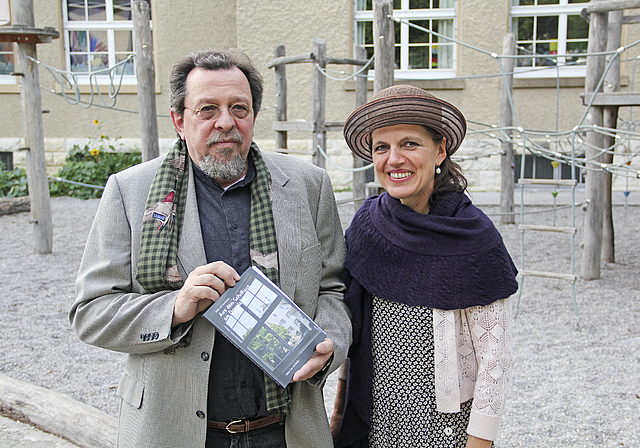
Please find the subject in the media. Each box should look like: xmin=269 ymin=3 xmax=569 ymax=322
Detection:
xmin=207 ymin=413 xmax=283 ymax=433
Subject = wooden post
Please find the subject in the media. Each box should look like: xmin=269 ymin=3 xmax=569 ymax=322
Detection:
xmin=274 ymin=45 xmax=287 ymax=152
xmin=312 ymin=38 xmax=326 ymax=168
xmin=353 ymin=45 xmax=368 ymax=213
xmin=500 ymin=33 xmax=516 ymax=225
xmin=581 ymin=8 xmax=608 ymax=280
xmin=601 ymin=10 xmax=622 ymax=263
xmin=132 ymin=0 xmax=159 ymax=162
xmin=373 ymin=0 xmax=394 ymax=94
xmin=14 ymin=0 xmax=52 ymax=254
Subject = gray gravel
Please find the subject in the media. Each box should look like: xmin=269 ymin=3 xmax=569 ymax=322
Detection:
xmin=1 ymin=193 xmax=639 ymax=447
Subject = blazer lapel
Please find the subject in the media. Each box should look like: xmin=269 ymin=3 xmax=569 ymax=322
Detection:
xmin=177 ymin=160 xmax=207 ymax=278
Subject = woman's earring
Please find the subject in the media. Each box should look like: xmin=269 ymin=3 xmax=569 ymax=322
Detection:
xmin=436 ymin=165 xmax=441 ymax=174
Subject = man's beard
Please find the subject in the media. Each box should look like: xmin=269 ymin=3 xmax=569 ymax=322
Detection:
xmin=198 ymin=131 xmax=248 ymax=182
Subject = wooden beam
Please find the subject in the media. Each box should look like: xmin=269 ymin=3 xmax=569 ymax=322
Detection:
xmin=500 ymin=33 xmax=516 ymax=225
xmin=582 ymin=91 xmax=640 ymax=106
xmin=0 ymin=26 xmax=59 ymax=43
xmin=587 ymin=0 xmax=640 ymax=13
xmin=266 ymin=52 xmax=313 ymax=68
xmin=325 ymin=56 xmax=371 ymax=66
xmin=272 ymin=121 xmax=315 ymax=132
xmin=622 ymin=14 xmax=640 ymax=23
xmin=373 ymin=0 xmax=394 ymax=94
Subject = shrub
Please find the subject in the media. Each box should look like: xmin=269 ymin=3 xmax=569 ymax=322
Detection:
xmin=49 ymin=120 xmax=142 ymax=199
xmin=0 ymin=162 xmax=28 ymax=198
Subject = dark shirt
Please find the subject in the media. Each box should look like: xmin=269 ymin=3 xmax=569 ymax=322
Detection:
xmin=192 ymin=158 xmax=268 ymax=422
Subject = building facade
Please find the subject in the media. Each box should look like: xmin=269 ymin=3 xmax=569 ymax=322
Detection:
xmin=1 ymin=0 xmax=639 ymax=192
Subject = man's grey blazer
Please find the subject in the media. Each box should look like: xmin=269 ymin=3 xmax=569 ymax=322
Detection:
xmin=69 ymin=149 xmax=352 ymax=448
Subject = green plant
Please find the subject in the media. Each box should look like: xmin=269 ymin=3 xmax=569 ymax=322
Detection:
xmin=49 ymin=120 xmax=142 ymax=199
xmin=0 ymin=162 xmax=28 ymax=197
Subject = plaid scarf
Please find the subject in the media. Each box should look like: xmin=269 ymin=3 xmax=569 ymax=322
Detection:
xmin=136 ymin=139 xmax=289 ymax=413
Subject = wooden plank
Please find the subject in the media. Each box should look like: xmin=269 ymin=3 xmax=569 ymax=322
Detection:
xmin=521 ymin=270 xmax=577 ymax=282
xmin=0 ymin=373 xmax=117 ymax=448
xmin=373 ymin=0 xmax=394 ymax=94
xmin=519 ymin=224 xmax=577 ymax=234
xmin=0 ymin=196 xmax=30 ymax=215
xmin=272 ymin=121 xmax=315 ymax=132
xmin=582 ymin=92 xmax=640 ymax=106
xmin=518 ymin=178 xmax=578 ymax=186
xmin=352 ymin=45 xmax=369 ymax=213
xmin=0 ymin=26 xmax=59 ymax=44
xmin=622 ymin=14 xmax=640 ymax=24
xmin=266 ymin=52 xmax=313 ymax=68
xmin=312 ymin=38 xmax=326 ymax=168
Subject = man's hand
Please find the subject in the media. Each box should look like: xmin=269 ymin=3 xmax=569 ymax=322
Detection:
xmin=172 ymin=261 xmax=240 ymax=327
xmin=291 ymin=338 xmax=334 ymax=382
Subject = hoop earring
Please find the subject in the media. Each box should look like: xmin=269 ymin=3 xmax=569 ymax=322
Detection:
xmin=436 ymin=165 xmax=441 ymax=174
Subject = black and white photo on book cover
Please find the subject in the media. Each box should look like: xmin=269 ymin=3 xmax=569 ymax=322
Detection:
xmin=203 ymin=266 xmax=327 ymax=388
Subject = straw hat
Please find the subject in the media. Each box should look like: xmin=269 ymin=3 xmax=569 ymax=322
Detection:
xmin=343 ymin=84 xmax=467 ymax=162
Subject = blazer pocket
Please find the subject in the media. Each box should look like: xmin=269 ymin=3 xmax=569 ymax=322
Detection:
xmin=116 ymin=371 xmax=145 ymax=409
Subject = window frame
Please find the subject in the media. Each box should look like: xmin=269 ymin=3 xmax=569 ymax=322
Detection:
xmin=510 ymin=0 xmax=589 ymax=79
xmin=354 ymin=0 xmax=458 ymax=80
xmin=62 ymin=0 xmax=151 ymax=85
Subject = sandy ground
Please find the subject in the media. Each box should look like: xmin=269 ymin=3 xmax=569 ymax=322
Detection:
xmin=1 ymin=191 xmax=639 ymax=447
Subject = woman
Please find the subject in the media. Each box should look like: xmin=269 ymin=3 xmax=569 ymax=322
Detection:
xmin=332 ymin=85 xmax=519 ymax=448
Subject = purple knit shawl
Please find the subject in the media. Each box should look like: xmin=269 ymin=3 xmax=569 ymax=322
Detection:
xmin=336 ymin=192 xmax=518 ymax=448
xmin=344 ymin=191 xmax=518 ymax=309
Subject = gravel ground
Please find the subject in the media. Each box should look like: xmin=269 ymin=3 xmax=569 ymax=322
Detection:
xmin=1 ymin=193 xmax=639 ymax=447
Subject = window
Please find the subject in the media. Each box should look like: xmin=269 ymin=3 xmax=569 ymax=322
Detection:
xmin=0 ymin=41 xmax=15 ymax=84
xmin=511 ymin=0 xmax=589 ymax=77
xmin=354 ymin=0 xmax=456 ymax=79
xmin=62 ymin=0 xmax=151 ymax=83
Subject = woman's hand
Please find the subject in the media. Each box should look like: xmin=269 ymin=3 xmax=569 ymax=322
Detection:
xmin=466 ymin=435 xmax=493 ymax=448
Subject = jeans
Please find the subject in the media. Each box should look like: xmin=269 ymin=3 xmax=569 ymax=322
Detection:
xmin=205 ymin=422 xmax=286 ymax=448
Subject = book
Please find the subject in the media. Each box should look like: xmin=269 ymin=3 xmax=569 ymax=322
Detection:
xmin=203 ymin=266 xmax=327 ymax=388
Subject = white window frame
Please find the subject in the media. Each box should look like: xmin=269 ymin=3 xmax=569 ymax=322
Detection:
xmin=511 ymin=0 xmax=589 ymax=78
xmin=354 ymin=0 xmax=457 ymax=80
xmin=62 ymin=0 xmax=150 ymax=85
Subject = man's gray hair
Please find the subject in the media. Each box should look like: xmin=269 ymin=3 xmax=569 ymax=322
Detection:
xmin=169 ymin=49 xmax=263 ymax=116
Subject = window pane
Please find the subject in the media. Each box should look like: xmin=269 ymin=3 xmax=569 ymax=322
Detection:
xmin=536 ymin=15 xmax=558 ymax=40
xmin=356 ymin=0 xmax=371 ymax=10
xmin=410 ymin=20 xmax=431 ymax=43
xmin=69 ymin=30 xmax=88 ymax=52
xmin=435 ymin=0 xmax=454 ymax=7
xmin=410 ymin=0 xmax=431 ymax=8
xmin=87 ymin=0 xmax=106 ymax=21
xmin=67 ymin=0 xmax=86 ymax=21
xmin=515 ymin=17 xmax=533 ymax=41
xmin=0 ymin=42 xmax=14 ymax=75
xmin=113 ymin=0 xmax=131 ymax=20
xmin=513 ymin=0 xmax=535 ymax=5
xmin=357 ymin=21 xmax=373 ymax=46
xmin=436 ymin=43 xmax=453 ymax=68
xmin=89 ymin=30 xmax=108 ymax=53
xmin=70 ymin=54 xmax=88 ymax=72
xmin=90 ymin=53 xmax=109 ymax=71
xmin=567 ymin=14 xmax=588 ymax=39
xmin=409 ymin=46 xmax=429 ymax=69
xmin=538 ymin=0 xmax=559 ymax=4
xmin=114 ymin=30 xmax=133 ymax=52
xmin=568 ymin=0 xmax=588 ymax=3
xmin=115 ymin=54 xmax=135 ymax=74
xmin=517 ymin=44 xmax=533 ymax=67
xmin=394 ymin=0 xmax=401 ymax=9
xmin=566 ymin=41 xmax=587 ymax=64
xmin=433 ymin=19 xmax=453 ymax=42
xmin=535 ymin=42 xmax=557 ymax=66
xmin=395 ymin=46 xmax=400 ymax=69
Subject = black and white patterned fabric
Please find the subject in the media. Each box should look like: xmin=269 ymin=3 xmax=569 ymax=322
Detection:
xmin=369 ymin=295 xmax=473 ymax=448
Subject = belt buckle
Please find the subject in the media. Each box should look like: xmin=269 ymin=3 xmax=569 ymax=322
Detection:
xmin=225 ymin=419 xmax=243 ymax=434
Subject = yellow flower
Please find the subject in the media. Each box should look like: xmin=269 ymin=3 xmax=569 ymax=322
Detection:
xmin=100 ymin=134 xmax=105 ymax=139
xmin=90 ymin=149 xmax=99 ymax=156
xmin=93 ymin=119 xmax=99 ymax=125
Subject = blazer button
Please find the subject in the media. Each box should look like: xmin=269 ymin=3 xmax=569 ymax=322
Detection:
xmin=201 ymin=352 xmax=210 ymax=361
xmin=196 ymin=410 xmax=205 ymax=419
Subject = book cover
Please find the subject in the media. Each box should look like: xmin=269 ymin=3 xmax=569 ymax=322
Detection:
xmin=203 ymin=266 xmax=327 ymax=388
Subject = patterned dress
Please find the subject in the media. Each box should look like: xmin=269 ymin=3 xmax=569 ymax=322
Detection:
xmin=368 ymin=295 xmax=473 ymax=448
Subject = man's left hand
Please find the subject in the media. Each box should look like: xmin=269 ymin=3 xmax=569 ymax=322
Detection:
xmin=291 ymin=338 xmax=334 ymax=382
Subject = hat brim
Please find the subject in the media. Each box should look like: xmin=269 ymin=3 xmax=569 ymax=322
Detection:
xmin=343 ymin=94 xmax=467 ymax=163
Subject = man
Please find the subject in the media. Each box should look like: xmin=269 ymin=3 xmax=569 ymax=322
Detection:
xmin=69 ymin=49 xmax=351 ymax=448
